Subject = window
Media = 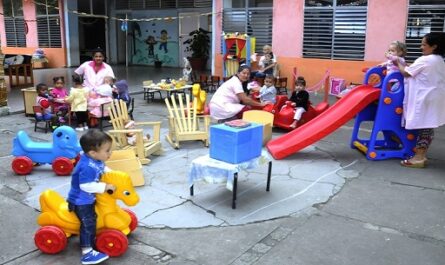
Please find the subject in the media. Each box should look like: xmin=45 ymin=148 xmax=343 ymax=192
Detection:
xmin=36 ymin=0 xmax=62 ymax=48
xmin=115 ymin=0 xmax=211 ymax=9
xmin=3 ymin=0 xmax=26 ymax=47
xmin=406 ymin=1 xmax=445 ymax=62
xmin=222 ymin=0 xmax=274 ymax=53
xmin=303 ymin=0 xmax=367 ymax=60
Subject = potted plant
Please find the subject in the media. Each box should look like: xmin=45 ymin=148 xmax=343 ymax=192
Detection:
xmin=154 ymin=54 xmax=162 ymax=68
xmin=183 ymin=28 xmax=211 ymax=71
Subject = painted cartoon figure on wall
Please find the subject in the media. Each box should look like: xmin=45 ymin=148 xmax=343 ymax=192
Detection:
xmin=145 ymin=35 xmax=157 ymax=57
xmin=159 ymin=29 xmax=169 ymax=53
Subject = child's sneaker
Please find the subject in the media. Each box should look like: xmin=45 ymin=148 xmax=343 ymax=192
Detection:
xmin=81 ymin=250 xmax=109 ymax=264
xmin=58 ymin=117 xmax=66 ymax=123
xmin=75 ymin=127 xmax=84 ymax=131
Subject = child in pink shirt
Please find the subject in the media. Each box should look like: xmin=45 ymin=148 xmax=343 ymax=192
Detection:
xmin=50 ymin=76 xmax=69 ymax=123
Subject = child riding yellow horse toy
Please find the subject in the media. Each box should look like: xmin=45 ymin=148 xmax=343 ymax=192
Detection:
xmin=34 ymin=171 xmax=140 ymax=257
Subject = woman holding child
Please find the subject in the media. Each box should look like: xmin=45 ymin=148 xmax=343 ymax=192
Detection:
xmin=75 ymin=48 xmax=115 ymax=92
xmin=209 ymin=65 xmax=266 ymax=122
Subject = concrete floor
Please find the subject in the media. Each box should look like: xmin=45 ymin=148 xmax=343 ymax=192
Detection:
xmin=1 ymin=65 xmax=445 ymax=265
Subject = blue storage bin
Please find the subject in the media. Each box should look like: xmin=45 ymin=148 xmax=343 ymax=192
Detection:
xmin=210 ymin=122 xmax=263 ymax=163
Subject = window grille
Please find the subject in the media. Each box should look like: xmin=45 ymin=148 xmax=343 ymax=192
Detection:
xmin=303 ymin=1 xmax=367 ymax=60
xmin=3 ymin=0 xmax=26 ymax=47
xmin=222 ymin=8 xmax=273 ymax=53
xmin=4 ymin=17 xmax=26 ymax=47
xmin=115 ymin=0 xmax=211 ymax=9
xmin=37 ymin=16 xmax=62 ymax=48
xmin=406 ymin=3 xmax=445 ymax=62
xmin=36 ymin=0 xmax=62 ymax=48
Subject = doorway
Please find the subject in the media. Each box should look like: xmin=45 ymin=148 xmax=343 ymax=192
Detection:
xmin=77 ymin=0 xmax=106 ymax=63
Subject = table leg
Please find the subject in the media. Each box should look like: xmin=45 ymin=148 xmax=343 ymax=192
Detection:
xmin=266 ymin=161 xmax=272 ymax=191
xmin=232 ymin=173 xmax=238 ymax=209
xmin=190 ymin=185 xmax=194 ymax=196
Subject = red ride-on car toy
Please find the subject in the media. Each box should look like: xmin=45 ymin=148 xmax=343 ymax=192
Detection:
xmin=273 ymin=100 xmax=329 ymax=130
xmin=11 ymin=126 xmax=81 ymax=176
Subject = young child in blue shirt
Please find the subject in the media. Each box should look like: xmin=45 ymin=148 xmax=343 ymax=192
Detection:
xmin=256 ymin=74 xmax=277 ymax=104
xmin=67 ymin=129 xmax=115 ymax=265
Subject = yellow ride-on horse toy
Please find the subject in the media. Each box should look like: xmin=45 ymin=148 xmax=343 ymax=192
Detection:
xmin=34 ymin=171 xmax=140 ymax=257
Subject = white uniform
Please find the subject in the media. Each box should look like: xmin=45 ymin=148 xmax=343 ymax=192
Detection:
xmin=403 ymin=54 xmax=445 ymax=130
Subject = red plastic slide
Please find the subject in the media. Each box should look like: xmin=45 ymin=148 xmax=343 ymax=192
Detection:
xmin=267 ymin=85 xmax=381 ymax=159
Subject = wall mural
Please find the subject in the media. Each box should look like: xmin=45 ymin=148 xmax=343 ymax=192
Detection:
xmin=130 ymin=14 xmax=179 ymax=67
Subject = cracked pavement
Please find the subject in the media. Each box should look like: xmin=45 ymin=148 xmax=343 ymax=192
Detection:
xmin=1 ymin=66 xmax=445 ymax=264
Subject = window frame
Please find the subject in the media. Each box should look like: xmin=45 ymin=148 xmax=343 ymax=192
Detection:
xmin=35 ymin=0 xmax=62 ymax=48
xmin=303 ymin=0 xmax=368 ymax=60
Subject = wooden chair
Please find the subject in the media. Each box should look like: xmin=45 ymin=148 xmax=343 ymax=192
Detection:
xmin=275 ymin=77 xmax=288 ymax=95
xmin=33 ymin=106 xmax=52 ymax=133
xmin=242 ymin=110 xmax=274 ymax=146
xmin=88 ymin=101 xmax=113 ymax=131
xmin=208 ymin=75 xmax=220 ymax=93
xmin=107 ymin=99 xmax=162 ymax=165
xmin=199 ymin=74 xmax=210 ymax=92
xmin=164 ymin=94 xmax=210 ymax=149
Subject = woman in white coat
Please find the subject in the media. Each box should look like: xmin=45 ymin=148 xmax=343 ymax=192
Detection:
xmin=396 ymin=32 xmax=445 ymax=168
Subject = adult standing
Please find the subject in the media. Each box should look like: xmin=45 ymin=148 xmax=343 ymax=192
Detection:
xmin=209 ymin=65 xmax=266 ymax=122
xmin=396 ymin=32 xmax=445 ymax=168
xmin=75 ymin=48 xmax=115 ymax=92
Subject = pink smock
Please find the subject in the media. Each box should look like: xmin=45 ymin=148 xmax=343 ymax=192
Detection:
xmin=209 ymin=76 xmax=245 ymax=120
xmin=74 ymin=61 xmax=115 ymax=91
xmin=403 ymin=54 xmax=445 ymax=130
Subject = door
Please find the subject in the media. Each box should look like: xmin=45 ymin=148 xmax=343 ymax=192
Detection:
xmin=179 ymin=12 xmax=200 ymax=68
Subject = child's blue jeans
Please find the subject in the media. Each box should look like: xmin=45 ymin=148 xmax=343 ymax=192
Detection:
xmin=69 ymin=203 xmax=97 ymax=248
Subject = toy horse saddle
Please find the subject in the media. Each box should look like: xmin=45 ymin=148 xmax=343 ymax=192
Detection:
xmin=38 ymin=190 xmax=79 ymax=226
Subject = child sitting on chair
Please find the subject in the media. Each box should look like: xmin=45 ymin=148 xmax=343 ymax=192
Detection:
xmin=256 ymin=74 xmax=277 ymax=104
xmin=50 ymin=76 xmax=70 ymax=124
xmin=113 ymin=80 xmax=131 ymax=107
xmin=35 ymin=83 xmax=57 ymax=125
xmin=123 ymin=119 xmax=150 ymax=145
xmin=289 ymin=76 xmax=309 ymax=129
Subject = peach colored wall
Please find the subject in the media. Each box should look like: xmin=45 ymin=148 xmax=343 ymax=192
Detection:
xmin=23 ymin=0 xmax=38 ymax=47
xmin=212 ymin=0 xmax=223 ymax=74
xmin=1 ymin=1 xmax=67 ymax=68
xmin=2 ymin=47 xmax=67 ymax=68
xmin=272 ymin=0 xmax=303 ymax=57
xmin=365 ymin=0 xmax=409 ymax=61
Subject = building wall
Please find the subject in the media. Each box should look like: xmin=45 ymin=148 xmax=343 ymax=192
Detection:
xmin=213 ymin=0 xmax=411 ymax=87
xmin=0 ymin=0 xmax=67 ymax=68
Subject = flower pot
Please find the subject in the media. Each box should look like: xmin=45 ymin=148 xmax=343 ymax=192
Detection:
xmin=154 ymin=61 xmax=162 ymax=68
xmin=188 ymin=57 xmax=207 ymax=71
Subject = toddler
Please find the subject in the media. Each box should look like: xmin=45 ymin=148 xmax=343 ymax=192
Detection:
xmin=35 ymin=83 xmax=56 ymax=125
xmin=123 ymin=119 xmax=150 ymax=145
xmin=113 ymin=79 xmax=131 ymax=107
xmin=380 ymin=41 xmax=407 ymax=91
xmin=256 ymin=74 xmax=277 ymax=104
xmin=65 ymin=74 xmax=89 ymax=131
xmin=67 ymin=129 xmax=115 ymax=264
xmin=50 ymin=76 xmax=69 ymax=124
xmin=88 ymin=82 xmax=113 ymax=125
xmin=289 ymin=76 xmax=309 ymax=129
